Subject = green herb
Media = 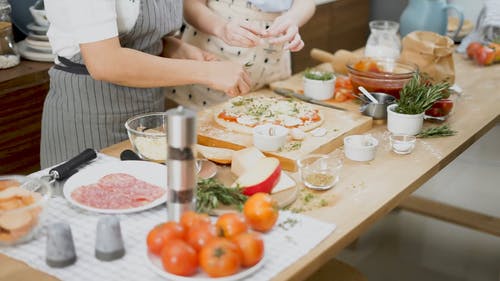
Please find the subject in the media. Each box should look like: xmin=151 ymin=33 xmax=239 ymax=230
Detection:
xmin=417 ymin=125 xmax=457 ymax=138
xmin=247 ymin=104 xmax=270 ymax=117
xmin=278 ymin=218 xmax=299 ymax=231
xmin=196 ymin=178 xmax=247 ymax=213
xmin=396 ymin=74 xmax=450 ymax=114
xmin=278 ymin=141 xmax=302 ymax=152
xmin=303 ymin=192 xmax=315 ymax=203
xmin=232 ymin=97 xmax=252 ymax=107
xmin=244 ymin=62 xmax=254 ymax=67
xmin=304 ymin=68 xmax=334 ymax=81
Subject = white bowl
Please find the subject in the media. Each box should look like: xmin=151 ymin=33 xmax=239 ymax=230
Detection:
xmin=29 ymin=6 xmax=50 ymax=27
xmin=303 ymin=76 xmax=336 ymax=101
xmin=343 ymin=135 xmax=379 ymax=162
xmin=253 ymin=124 xmax=288 ymax=152
xmin=387 ymin=104 xmax=424 ymax=135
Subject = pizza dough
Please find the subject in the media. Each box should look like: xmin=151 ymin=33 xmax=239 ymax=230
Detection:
xmin=214 ymin=96 xmax=324 ymax=134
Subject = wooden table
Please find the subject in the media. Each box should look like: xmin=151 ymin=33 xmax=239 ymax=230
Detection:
xmin=1 ymin=53 xmax=499 ymax=281
xmin=102 ymin=52 xmax=500 ymax=280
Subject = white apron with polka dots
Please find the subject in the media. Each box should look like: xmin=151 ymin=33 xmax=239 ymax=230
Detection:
xmin=166 ymin=0 xmax=291 ymax=110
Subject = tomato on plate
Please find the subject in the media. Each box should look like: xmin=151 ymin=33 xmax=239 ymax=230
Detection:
xmin=218 ymin=112 xmax=238 ymax=122
xmin=231 ymin=232 xmax=264 ymax=267
xmin=187 ymin=222 xmax=217 ymax=252
xmin=180 ymin=211 xmax=211 ymax=233
xmin=425 ymin=99 xmax=454 ymax=117
xmin=216 ymin=213 xmax=248 ymax=238
xmin=199 ymin=238 xmax=242 ymax=277
xmin=161 ymin=239 xmax=198 ymax=276
xmin=146 ymin=222 xmax=186 ymax=255
xmin=243 ymin=193 xmax=279 ymax=232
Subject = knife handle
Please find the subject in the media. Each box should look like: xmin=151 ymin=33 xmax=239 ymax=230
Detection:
xmin=49 ymin=148 xmax=98 ymax=181
xmin=120 ymin=149 xmax=143 ymax=161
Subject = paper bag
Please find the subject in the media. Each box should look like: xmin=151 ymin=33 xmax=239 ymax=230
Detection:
xmin=400 ymin=31 xmax=455 ymax=84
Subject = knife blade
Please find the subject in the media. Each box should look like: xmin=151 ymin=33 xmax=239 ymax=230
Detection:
xmin=273 ymin=88 xmax=346 ymax=111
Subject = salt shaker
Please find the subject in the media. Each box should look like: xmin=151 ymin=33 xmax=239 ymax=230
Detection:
xmin=166 ymin=106 xmax=197 ymax=221
xmin=95 ymin=216 xmax=125 ymax=261
xmin=46 ymin=222 xmax=77 ymax=268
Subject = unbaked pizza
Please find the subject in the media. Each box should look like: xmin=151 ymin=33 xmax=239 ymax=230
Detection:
xmin=215 ymin=96 xmax=324 ymax=134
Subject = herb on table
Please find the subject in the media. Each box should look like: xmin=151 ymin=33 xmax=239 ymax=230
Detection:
xmin=196 ymin=178 xmax=247 ymax=213
xmin=304 ymin=68 xmax=335 ymax=81
xmin=417 ymin=125 xmax=457 ymax=138
xmin=278 ymin=141 xmax=302 ymax=152
xmin=278 ymin=218 xmax=299 ymax=231
xmin=396 ymin=74 xmax=450 ymax=114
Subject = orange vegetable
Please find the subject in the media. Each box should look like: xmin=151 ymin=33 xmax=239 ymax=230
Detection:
xmin=243 ymin=193 xmax=279 ymax=232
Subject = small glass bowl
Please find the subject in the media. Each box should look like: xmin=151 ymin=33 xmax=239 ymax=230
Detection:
xmin=390 ymin=134 xmax=416 ymax=154
xmin=125 ymin=112 xmax=167 ymax=162
xmin=297 ymin=154 xmax=343 ymax=191
xmin=0 ymin=175 xmax=51 ymax=246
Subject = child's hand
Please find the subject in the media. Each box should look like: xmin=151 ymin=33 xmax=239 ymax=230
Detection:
xmin=265 ymin=15 xmax=304 ymax=52
xmin=216 ymin=20 xmax=264 ymax=48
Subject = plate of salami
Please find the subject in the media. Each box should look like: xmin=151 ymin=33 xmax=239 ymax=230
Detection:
xmin=63 ymin=161 xmax=167 ymax=214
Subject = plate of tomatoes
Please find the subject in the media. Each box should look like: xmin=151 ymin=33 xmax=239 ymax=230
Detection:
xmin=145 ymin=193 xmax=279 ymax=280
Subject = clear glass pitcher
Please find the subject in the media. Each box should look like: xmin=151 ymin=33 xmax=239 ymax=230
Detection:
xmin=364 ymin=20 xmax=401 ymax=59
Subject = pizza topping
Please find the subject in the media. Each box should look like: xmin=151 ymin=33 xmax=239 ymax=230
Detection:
xmin=282 ymin=116 xmax=303 ymax=128
xmin=236 ymin=116 xmax=258 ymax=126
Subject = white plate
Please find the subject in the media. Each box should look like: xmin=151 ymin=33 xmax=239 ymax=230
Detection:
xmin=17 ymin=40 xmax=55 ymax=62
xmin=146 ymin=250 xmax=266 ymax=281
xmin=28 ymin=32 xmax=49 ymax=41
xmin=27 ymin=22 xmax=49 ymax=33
xmin=63 ymin=161 xmax=167 ymax=214
xmin=25 ymin=37 xmax=52 ymax=52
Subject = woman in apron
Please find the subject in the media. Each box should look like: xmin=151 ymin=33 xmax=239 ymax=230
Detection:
xmin=167 ymin=0 xmax=315 ymax=110
xmin=41 ymin=0 xmax=251 ymax=168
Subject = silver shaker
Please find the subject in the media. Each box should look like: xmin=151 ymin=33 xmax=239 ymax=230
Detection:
xmin=166 ymin=106 xmax=197 ymax=221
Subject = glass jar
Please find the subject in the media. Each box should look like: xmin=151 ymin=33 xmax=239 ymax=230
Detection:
xmin=0 ymin=0 xmax=20 ymax=69
xmin=364 ymin=20 xmax=401 ymax=60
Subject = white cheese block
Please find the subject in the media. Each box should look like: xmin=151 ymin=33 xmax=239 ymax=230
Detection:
xmin=231 ymin=147 xmax=265 ymax=176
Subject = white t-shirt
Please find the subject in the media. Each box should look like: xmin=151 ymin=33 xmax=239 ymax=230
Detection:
xmin=45 ymin=0 xmax=140 ymax=58
xmin=249 ymin=0 xmax=293 ymax=12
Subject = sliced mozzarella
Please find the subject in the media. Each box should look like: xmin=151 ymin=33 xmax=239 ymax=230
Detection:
xmin=283 ymin=116 xmax=303 ymax=127
xmin=290 ymin=128 xmax=306 ymax=140
xmin=236 ymin=115 xmax=258 ymax=126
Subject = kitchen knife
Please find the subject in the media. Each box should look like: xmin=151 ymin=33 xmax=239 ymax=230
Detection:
xmin=273 ymin=88 xmax=346 ymax=111
xmin=120 ymin=149 xmax=143 ymax=161
xmin=41 ymin=148 xmax=98 ymax=183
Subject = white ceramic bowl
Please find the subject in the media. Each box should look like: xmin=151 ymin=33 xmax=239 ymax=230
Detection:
xmin=253 ymin=124 xmax=288 ymax=152
xmin=29 ymin=6 xmax=49 ymax=27
xmin=303 ymin=76 xmax=336 ymax=101
xmin=387 ymin=104 xmax=424 ymax=135
xmin=343 ymin=135 xmax=379 ymax=162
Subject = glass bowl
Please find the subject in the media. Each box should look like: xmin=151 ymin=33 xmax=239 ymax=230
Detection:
xmin=125 ymin=112 xmax=167 ymax=162
xmin=0 ymin=175 xmax=51 ymax=246
xmin=347 ymin=58 xmax=418 ymax=99
xmin=297 ymin=154 xmax=343 ymax=191
xmin=389 ymin=134 xmax=416 ymax=155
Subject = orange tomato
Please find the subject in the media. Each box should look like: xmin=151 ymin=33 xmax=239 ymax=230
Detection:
xmin=180 ymin=211 xmax=211 ymax=233
xmin=217 ymin=112 xmax=237 ymax=122
xmin=231 ymin=232 xmax=264 ymax=267
xmin=161 ymin=239 xmax=198 ymax=276
xmin=243 ymin=193 xmax=279 ymax=232
xmin=215 ymin=213 xmax=248 ymax=238
xmin=187 ymin=223 xmax=217 ymax=252
xmin=146 ymin=222 xmax=186 ymax=255
xmin=199 ymin=238 xmax=242 ymax=277
xmin=335 ymin=76 xmax=353 ymax=90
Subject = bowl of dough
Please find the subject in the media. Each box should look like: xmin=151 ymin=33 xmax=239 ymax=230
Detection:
xmin=0 ymin=175 xmax=51 ymax=246
xmin=125 ymin=112 xmax=168 ymax=162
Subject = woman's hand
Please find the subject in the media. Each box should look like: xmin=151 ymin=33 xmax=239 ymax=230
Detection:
xmin=215 ymin=20 xmax=264 ymax=48
xmin=163 ymin=37 xmax=218 ymax=61
xmin=205 ymin=61 xmax=252 ymax=97
xmin=264 ymin=15 xmax=304 ymax=52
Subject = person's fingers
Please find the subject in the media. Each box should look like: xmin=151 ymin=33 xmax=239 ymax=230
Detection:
xmin=290 ymin=39 xmax=304 ymax=52
xmin=236 ymin=27 xmax=262 ymax=46
xmin=227 ymin=32 xmax=256 ymax=47
xmin=240 ymin=21 xmax=266 ymax=36
xmin=269 ymin=27 xmax=296 ymax=44
xmin=266 ymin=19 xmax=288 ymax=37
xmin=241 ymin=70 xmax=252 ymax=90
xmin=203 ymin=51 xmax=219 ymax=61
xmin=237 ymin=78 xmax=250 ymax=95
xmin=284 ymin=34 xmax=302 ymax=51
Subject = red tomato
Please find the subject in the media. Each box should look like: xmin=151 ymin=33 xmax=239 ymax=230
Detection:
xmin=425 ymin=99 xmax=454 ymax=117
xmin=335 ymin=76 xmax=353 ymax=90
xmin=187 ymin=223 xmax=217 ymax=252
xmin=215 ymin=213 xmax=248 ymax=238
xmin=146 ymin=222 xmax=186 ymax=255
xmin=199 ymin=238 xmax=242 ymax=277
xmin=473 ymin=45 xmax=495 ymax=66
xmin=217 ymin=112 xmax=237 ymax=122
xmin=180 ymin=211 xmax=211 ymax=233
xmin=466 ymin=42 xmax=482 ymax=59
xmin=161 ymin=239 xmax=198 ymax=276
xmin=243 ymin=193 xmax=279 ymax=232
xmin=231 ymin=232 xmax=264 ymax=267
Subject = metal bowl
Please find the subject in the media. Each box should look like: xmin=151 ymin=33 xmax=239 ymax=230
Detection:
xmin=359 ymin=92 xmax=396 ymax=120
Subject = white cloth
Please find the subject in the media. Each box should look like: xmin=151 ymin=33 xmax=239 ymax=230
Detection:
xmin=45 ymin=0 xmax=140 ymax=58
xmin=249 ymin=0 xmax=293 ymax=12
xmin=0 ymin=154 xmax=337 ymax=281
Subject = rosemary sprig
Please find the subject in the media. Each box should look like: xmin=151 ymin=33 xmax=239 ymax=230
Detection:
xmin=196 ymin=178 xmax=247 ymax=213
xmin=397 ymin=74 xmax=450 ymax=114
xmin=417 ymin=125 xmax=457 ymax=138
xmin=304 ymin=68 xmax=334 ymax=81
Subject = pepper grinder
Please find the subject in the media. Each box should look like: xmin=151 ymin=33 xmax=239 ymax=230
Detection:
xmin=166 ymin=106 xmax=197 ymax=222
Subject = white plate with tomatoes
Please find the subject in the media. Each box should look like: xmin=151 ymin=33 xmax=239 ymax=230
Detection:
xmin=146 ymin=249 xmax=267 ymax=281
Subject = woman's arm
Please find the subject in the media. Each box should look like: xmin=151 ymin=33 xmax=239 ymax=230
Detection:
xmin=183 ymin=0 xmax=263 ymax=47
xmin=80 ymin=37 xmax=251 ymax=96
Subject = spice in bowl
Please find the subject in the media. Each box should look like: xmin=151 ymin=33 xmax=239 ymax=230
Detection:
xmin=297 ymin=154 xmax=343 ymax=190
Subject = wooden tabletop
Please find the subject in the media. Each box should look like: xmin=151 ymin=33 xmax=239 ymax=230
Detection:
xmin=101 ymin=53 xmax=500 ymax=280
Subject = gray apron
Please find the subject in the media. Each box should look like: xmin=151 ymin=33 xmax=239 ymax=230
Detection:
xmin=40 ymin=0 xmax=182 ymax=168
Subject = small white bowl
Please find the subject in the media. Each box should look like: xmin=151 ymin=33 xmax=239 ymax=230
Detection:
xmin=303 ymin=76 xmax=336 ymax=101
xmin=389 ymin=134 xmax=416 ymax=155
xmin=29 ymin=6 xmax=50 ymax=27
xmin=253 ymin=124 xmax=288 ymax=152
xmin=343 ymin=135 xmax=379 ymax=161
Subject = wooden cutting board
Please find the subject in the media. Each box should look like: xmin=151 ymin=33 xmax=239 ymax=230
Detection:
xmin=197 ymin=89 xmax=373 ymax=172
xmin=269 ymin=63 xmax=361 ymax=112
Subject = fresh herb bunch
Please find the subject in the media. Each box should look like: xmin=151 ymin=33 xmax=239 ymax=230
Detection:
xmin=196 ymin=178 xmax=247 ymax=213
xmin=396 ymin=74 xmax=450 ymax=114
xmin=417 ymin=125 xmax=457 ymax=138
xmin=304 ymin=68 xmax=334 ymax=81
